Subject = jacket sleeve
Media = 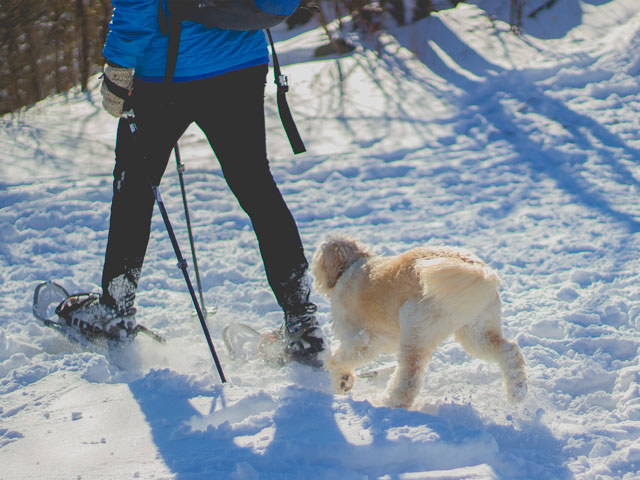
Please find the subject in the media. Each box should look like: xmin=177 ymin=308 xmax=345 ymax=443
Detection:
xmin=254 ymin=0 xmax=300 ymax=16
xmin=102 ymin=0 xmax=160 ymax=69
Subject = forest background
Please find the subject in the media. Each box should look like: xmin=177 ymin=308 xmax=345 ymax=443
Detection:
xmin=0 ymin=0 xmax=545 ymax=115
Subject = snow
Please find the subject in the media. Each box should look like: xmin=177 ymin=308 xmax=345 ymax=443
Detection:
xmin=1 ymin=0 xmax=640 ymax=478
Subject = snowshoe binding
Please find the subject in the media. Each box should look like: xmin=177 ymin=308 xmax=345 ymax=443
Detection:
xmin=33 ymin=281 xmax=165 ymax=348
xmin=55 ymin=292 xmax=137 ymax=343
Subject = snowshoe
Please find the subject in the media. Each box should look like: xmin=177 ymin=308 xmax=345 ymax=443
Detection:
xmin=222 ymin=323 xmax=288 ymax=367
xmin=222 ymin=319 xmax=323 ymax=369
xmin=222 ymin=321 xmax=397 ymax=379
xmin=33 ymin=281 xmax=165 ymax=349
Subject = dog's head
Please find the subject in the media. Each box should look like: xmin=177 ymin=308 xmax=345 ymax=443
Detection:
xmin=311 ymin=234 xmax=374 ymax=296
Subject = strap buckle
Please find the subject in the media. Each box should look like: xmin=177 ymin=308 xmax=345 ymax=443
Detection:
xmin=277 ymin=74 xmax=289 ymax=93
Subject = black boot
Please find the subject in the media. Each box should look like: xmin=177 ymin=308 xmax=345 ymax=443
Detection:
xmin=281 ymin=302 xmax=324 ymax=368
xmin=258 ymin=264 xmax=325 ymax=368
xmin=257 ymin=303 xmax=324 ymax=369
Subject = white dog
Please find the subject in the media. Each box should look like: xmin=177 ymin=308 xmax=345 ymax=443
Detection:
xmin=311 ymin=234 xmax=527 ymax=409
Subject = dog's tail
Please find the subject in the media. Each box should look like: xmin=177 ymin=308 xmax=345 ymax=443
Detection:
xmin=417 ymin=257 xmax=500 ymax=321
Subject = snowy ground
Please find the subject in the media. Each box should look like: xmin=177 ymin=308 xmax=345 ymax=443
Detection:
xmin=1 ymin=0 xmax=639 ymax=478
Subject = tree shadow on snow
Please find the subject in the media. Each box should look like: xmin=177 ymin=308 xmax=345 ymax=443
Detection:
xmin=473 ymin=0 xmax=584 ymax=40
xmin=389 ymin=15 xmax=640 ymax=233
xmin=128 ymin=369 xmax=572 ymax=479
xmin=0 ymin=79 xmax=110 ymax=182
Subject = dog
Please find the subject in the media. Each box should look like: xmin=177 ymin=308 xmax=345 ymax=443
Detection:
xmin=311 ymin=234 xmax=527 ymax=409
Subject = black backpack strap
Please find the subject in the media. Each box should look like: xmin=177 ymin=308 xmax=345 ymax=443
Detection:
xmin=266 ymin=29 xmax=306 ymax=155
xmin=158 ymin=0 xmax=168 ymax=35
xmin=164 ymin=10 xmax=182 ymax=83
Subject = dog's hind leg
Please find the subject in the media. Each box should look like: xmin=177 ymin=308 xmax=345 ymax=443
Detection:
xmin=455 ymin=301 xmax=527 ymax=403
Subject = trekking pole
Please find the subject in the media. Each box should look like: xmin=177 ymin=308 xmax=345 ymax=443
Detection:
xmin=151 ymin=182 xmax=227 ymax=384
xmin=123 ymin=114 xmax=226 ymax=384
xmin=173 ymin=143 xmax=208 ymax=319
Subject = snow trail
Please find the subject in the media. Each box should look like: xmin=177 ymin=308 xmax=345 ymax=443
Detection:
xmin=1 ymin=1 xmax=639 ymax=478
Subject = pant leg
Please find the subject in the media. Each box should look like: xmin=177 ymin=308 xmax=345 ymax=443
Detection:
xmin=192 ymin=65 xmax=311 ymax=311
xmin=101 ymin=82 xmax=191 ymax=313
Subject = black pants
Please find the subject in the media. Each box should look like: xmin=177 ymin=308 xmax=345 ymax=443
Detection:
xmin=101 ymin=64 xmax=309 ymax=314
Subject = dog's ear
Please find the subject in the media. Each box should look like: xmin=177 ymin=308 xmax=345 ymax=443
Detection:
xmin=311 ymin=235 xmax=371 ymax=295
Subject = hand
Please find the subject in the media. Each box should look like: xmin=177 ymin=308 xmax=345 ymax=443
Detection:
xmin=100 ymin=64 xmax=134 ymax=117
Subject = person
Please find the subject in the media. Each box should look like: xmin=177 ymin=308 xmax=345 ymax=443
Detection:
xmin=56 ymin=0 xmax=324 ymax=368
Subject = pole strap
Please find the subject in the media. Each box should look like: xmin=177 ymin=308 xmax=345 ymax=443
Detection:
xmin=102 ymin=73 xmax=130 ymax=101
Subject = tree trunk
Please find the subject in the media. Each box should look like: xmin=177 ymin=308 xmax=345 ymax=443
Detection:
xmin=76 ymin=0 xmax=90 ymax=91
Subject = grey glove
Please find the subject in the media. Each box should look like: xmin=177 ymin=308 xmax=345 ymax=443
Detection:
xmin=100 ymin=64 xmax=134 ymax=117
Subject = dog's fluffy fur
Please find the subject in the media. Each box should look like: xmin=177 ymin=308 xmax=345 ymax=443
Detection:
xmin=311 ymin=234 xmax=527 ymax=409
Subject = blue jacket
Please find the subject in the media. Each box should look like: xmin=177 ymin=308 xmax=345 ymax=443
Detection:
xmin=102 ymin=0 xmax=298 ymax=81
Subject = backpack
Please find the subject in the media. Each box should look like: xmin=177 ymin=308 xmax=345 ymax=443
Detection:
xmin=158 ymin=0 xmax=305 ymax=154
xmin=159 ymin=0 xmax=297 ymax=32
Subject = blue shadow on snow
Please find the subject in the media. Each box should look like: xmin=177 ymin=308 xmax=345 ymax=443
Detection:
xmin=128 ymin=369 xmax=572 ymax=479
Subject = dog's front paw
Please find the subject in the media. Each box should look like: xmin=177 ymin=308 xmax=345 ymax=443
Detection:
xmin=331 ymin=370 xmax=355 ymax=394
xmin=339 ymin=372 xmax=355 ymax=393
